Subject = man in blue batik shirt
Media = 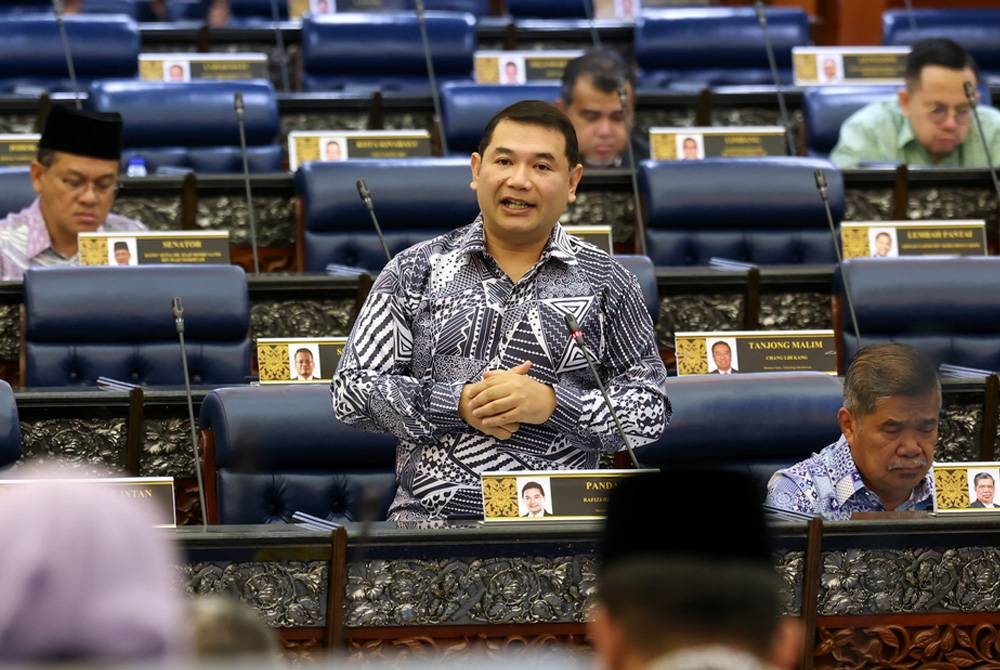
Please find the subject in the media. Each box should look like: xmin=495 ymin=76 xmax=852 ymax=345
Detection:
xmin=767 ymin=343 xmax=939 ymax=521
xmin=333 ymin=101 xmax=670 ymax=521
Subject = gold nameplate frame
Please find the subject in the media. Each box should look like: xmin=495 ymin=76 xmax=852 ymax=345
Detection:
xmin=675 ymin=330 xmax=837 ymax=376
xmin=257 ymin=336 xmax=348 ymax=384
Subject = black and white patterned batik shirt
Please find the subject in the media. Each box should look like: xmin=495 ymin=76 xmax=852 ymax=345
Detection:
xmin=332 ymin=217 xmax=670 ymax=520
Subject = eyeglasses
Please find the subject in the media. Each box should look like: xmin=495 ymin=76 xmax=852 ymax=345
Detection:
xmin=926 ymin=103 xmax=972 ymax=125
xmin=52 ymin=173 xmax=120 ymax=198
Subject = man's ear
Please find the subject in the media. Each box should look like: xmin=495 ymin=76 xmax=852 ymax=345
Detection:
xmin=29 ymin=160 xmax=44 ymax=195
xmin=567 ymin=162 xmax=584 ymax=203
xmin=768 ymin=617 xmax=805 ymax=670
xmin=838 ymin=406 xmax=856 ymax=443
xmin=469 ymin=152 xmax=481 ymax=192
xmin=898 ymin=87 xmax=911 ymax=118
xmin=587 ymin=604 xmax=626 ymax=670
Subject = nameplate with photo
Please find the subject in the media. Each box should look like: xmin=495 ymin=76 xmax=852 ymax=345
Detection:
xmin=474 ymin=50 xmax=584 ymax=85
xmin=287 ymin=0 xmax=401 ymax=17
xmin=288 ymin=130 xmax=432 ymax=170
xmin=79 ymin=231 xmax=231 ymax=266
xmin=649 ymin=126 xmax=787 ymax=160
xmin=481 ymin=469 xmax=652 ymax=522
xmin=932 ymin=462 xmax=1000 ymax=515
xmin=139 ymin=53 xmax=269 ymax=82
xmin=0 ymin=477 xmax=176 ymax=527
xmin=674 ymin=330 xmax=837 ymax=376
xmin=593 ymin=0 xmax=709 ymax=19
xmin=841 ymin=220 xmax=987 ymax=259
xmin=0 ymin=133 xmax=39 ymax=165
xmin=257 ymin=336 xmax=348 ymax=384
xmin=563 ymin=225 xmax=612 ymax=254
xmin=793 ymin=46 xmax=909 ymax=86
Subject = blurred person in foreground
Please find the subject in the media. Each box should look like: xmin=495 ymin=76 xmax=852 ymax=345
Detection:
xmin=0 ymin=468 xmax=187 ymax=662
xmin=589 ymin=470 xmax=802 ymax=670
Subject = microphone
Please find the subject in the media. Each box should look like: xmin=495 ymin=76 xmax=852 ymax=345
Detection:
xmin=754 ymin=0 xmax=795 ymax=156
xmin=618 ymin=85 xmax=647 ymax=254
xmin=563 ymin=312 xmax=642 ymax=469
xmin=172 ymin=297 xmax=208 ymax=530
xmin=814 ymin=168 xmax=862 ymax=352
xmin=356 ymin=179 xmax=392 ymax=264
xmin=580 ymin=0 xmax=601 ymax=49
xmin=52 ymin=0 xmax=82 ymax=110
xmin=964 ymin=81 xmax=1000 ymax=226
xmin=268 ymin=0 xmax=290 ymax=92
xmin=233 ymin=92 xmax=261 ymax=275
xmin=902 ymin=0 xmax=918 ymax=36
xmin=414 ymin=0 xmax=449 ymax=155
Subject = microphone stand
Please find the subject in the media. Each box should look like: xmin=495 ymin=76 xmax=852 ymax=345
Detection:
xmin=234 ymin=92 xmax=261 ymax=275
xmin=173 ymin=297 xmax=208 ymax=530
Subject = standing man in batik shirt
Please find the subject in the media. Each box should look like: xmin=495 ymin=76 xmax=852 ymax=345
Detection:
xmin=0 ymin=106 xmax=146 ymax=280
xmin=333 ymin=101 xmax=670 ymax=521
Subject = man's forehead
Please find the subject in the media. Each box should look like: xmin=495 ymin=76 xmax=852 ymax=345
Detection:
xmin=487 ymin=120 xmax=567 ymax=155
xmin=911 ymin=65 xmax=976 ymax=96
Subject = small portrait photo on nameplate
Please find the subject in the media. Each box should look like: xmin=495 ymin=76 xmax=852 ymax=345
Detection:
xmin=481 ymin=469 xmax=650 ymax=522
xmin=0 ymin=133 xmax=40 ymax=165
xmin=674 ymin=330 xmax=838 ymax=376
xmin=563 ymin=225 xmax=612 ymax=254
xmin=287 ymin=130 xmax=432 ymax=170
xmin=793 ymin=46 xmax=909 ymax=86
xmin=78 ymin=231 xmax=231 ymax=266
xmin=139 ymin=53 xmax=269 ymax=82
xmin=841 ymin=221 xmax=987 ymax=259
xmin=593 ymin=0 xmax=640 ymax=20
xmin=0 ymin=477 xmax=177 ymax=527
xmin=649 ymin=126 xmax=787 ymax=160
xmin=932 ymin=462 xmax=1000 ymax=514
xmin=257 ymin=336 xmax=347 ymax=384
xmin=474 ymin=50 xmax=583 ymax=84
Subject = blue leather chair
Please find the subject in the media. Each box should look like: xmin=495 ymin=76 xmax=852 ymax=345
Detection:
xmin=802 ymin=86 xmax=899 ymax=158
xmin=635 ymin=8 xmax=809 ymax=90
xmin=0 ymin=380 xmax=21 ymax=469
xmin=836 ymin=257 xmax=1000 ymax=371
xmin=440 ymin=83 xmax=561 ymax=155
xmin=636 ymin=372 xmax=843 ymax=489
xmin=0 ymin=15 xmax=139 ymax=94
xmin=0 ymin=167 xmax=36 ymax=217
xmin=638 ymin=157 xmax=843 ymax=267
xmin=884 ymin=9 xmax=1000 ymax=84
xmin=225 ymin=0 xmax=489 ymax=22
xmin=87 ymin=80 xmax=281 ymax=173
xmin=296 ymin=158 xmax=479 ymax=274
xmin=301 ymin=12 xmax=477 ymax=94
xmin=23 ymin=266 xmax=251 ymax=387
xmin=199 ymin=384 xmax=398 ymax=524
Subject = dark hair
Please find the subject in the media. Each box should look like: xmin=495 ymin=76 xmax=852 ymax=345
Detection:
xmin=843 ymin=343 xmax=940 ymax=415
xmin=293 ymin=348 xmax=314 ymax=359
xmin=113 ymin=241 xmax=129 ymax=251
xmin=36 ymin=148 xmax=57 ymax=168
xmin=975 ymin=472 xmax=995 ymax=485
xmin=905 ymin=38 xmax=980 ymax=89
xmin=597 ymin=558 xmax=782 ymax=660
xmin=477 ymin=100 xmax=580 ymax=167
xmin=521 ymin=481 xmax=544 ymax=497
xmin=875 ymin=231 xmax=892 ymax=241
xmin=560 ymin=48 xmax=634 ymax=106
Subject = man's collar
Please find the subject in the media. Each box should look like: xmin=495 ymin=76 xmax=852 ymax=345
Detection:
xmin=831 ymin=435 xmax=933 ymax=508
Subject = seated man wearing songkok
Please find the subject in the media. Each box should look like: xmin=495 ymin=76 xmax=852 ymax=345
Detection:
xmin=0 ymin=106 xmax=145 ymax=280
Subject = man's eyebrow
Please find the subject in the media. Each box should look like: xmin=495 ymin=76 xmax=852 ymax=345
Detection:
xmin=491 ymin=147 xmax=558 ymax=162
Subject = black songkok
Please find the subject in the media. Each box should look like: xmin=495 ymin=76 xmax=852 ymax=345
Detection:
xmin=39 ymin=106 xmax=123 ymax=161
xmin=599 ymin=468 xmax=773 ymax=574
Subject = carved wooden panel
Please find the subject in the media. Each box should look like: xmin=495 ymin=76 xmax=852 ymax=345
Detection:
xmin=815 ymin=618 xmax=1000 ymax=669
xmin=346 ymin=626 xmax=590 ymax=662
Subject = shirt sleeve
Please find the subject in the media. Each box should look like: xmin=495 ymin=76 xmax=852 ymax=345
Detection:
xmin=544 ymin=271 xmax=670 ymax=452
xmin=829 ymin=108 xmax=880 ymax=169
xmin=331 ymin=257 xmax=469 ymax=441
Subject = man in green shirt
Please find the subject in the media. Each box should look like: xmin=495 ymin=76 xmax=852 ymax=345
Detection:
xmin=830 ymin=38 xmax=1000 ymax=168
